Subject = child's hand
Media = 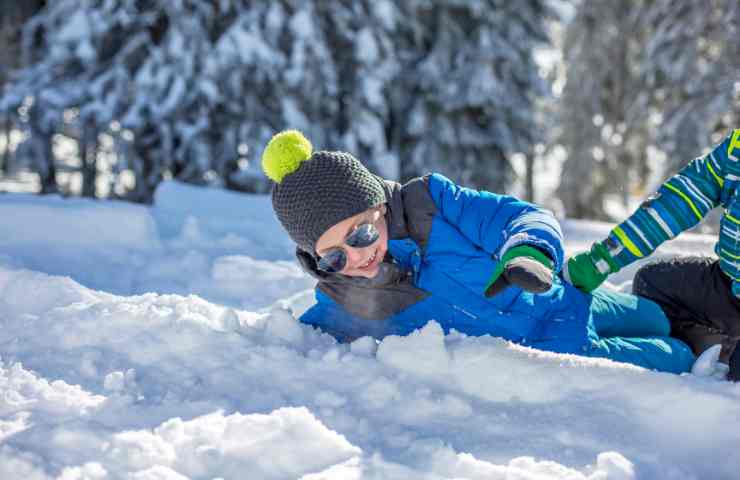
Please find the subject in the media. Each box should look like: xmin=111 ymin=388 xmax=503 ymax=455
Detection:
xmin=485 ymin=245 xmax=553 ymax=297
xmin=562 ymin=241 xmax=616 ymax=292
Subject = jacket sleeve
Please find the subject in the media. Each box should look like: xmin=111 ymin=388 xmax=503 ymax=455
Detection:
xmin=425 ymin=173 xmax=565 ymax=272
xmin=602 ymin=130 xmax=736 ymax=269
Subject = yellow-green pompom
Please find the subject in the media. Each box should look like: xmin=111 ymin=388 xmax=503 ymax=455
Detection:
xmin=261 ymin=130 xmax=313 ymax=183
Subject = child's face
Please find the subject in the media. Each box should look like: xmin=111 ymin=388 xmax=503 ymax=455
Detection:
xmin=315 ymin=205 xmax=389 ymax=278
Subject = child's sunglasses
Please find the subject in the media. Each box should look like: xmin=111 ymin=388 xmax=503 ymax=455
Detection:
xmin=317 ymin=223 xmax=380 ymax=273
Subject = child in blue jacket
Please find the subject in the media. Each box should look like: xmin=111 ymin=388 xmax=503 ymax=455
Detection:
xmin=262 ymin=130 xmax=695 ymax=374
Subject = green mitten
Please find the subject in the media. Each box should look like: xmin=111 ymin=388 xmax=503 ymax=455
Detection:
xmin=563 ymin=241 xmax=619 ymax=292
xmin=485 ymin=245 xmax=554 ymax=297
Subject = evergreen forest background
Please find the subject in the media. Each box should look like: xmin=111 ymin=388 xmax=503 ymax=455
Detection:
xmin=0 ymin=0 xmax=737 ymax=224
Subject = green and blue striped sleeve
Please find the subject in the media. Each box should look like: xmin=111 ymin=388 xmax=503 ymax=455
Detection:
xmin=603 ymin=131 xmax=736 ymax=269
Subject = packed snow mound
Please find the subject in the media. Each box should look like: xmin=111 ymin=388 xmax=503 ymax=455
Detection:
xmin=1 ymin=265 xmax=740 ymax=478
xmin=1 ymin=181 xmax=737 ymax=479
xmin=0 ymin=193 xmax=160 ymax=251
xmin=0 ymin=182 xmax=312 ymax=306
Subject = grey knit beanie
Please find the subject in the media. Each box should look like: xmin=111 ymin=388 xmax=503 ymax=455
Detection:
xmin=261 ymin=130 xmax=386 ymax=254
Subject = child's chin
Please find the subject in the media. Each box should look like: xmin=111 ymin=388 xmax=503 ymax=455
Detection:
xmin=351 ymin=266 xmax=380 ymax=278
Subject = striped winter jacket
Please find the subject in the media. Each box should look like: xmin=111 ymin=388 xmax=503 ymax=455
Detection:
xmin=603 ymin=129 xmax=740 ymax=295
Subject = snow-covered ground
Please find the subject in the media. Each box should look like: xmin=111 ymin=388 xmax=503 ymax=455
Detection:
xmin=0 ymin=182 xmax=737 ymax=480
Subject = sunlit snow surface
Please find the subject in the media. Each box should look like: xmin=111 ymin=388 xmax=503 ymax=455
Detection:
xmin=1 ymin=182 xmax=738 ymax=479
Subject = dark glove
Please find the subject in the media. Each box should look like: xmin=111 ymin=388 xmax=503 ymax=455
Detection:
xmin=485 ymin=245 xmax=554 ymax=298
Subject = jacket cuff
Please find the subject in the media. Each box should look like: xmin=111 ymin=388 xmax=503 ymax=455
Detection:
xmin=732 ymin=280 xmax=740 ymax=298
xmin=499 ymin=232 xmax=562 ymax=273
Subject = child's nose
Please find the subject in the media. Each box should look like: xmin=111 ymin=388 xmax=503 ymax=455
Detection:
xmin=345 ymin=245 xmax=370 ymax=267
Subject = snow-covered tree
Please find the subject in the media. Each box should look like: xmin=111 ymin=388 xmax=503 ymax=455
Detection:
xmin=1 ymin=0 xmax=356 ymax=199
xmin=554 ymin=0 xmax=650 ymax=219
xmin=317 ymin=0 xmax=402 ymax=180
xmin=641 ymin=0 xmax=740 ymax=171
xmin=0 ymin=0 xmax=46 ymax=178
xmin=553 ymin=0 xmax=737 ymax=220
xmin=2 ymin=0 xmax=556 ymax=200
xmin=390 ymin=0 xmax=555 ymax=193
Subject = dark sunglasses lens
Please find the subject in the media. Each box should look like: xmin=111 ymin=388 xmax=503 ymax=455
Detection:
xmin=318 ymin=248 xmax=347 ymax=273
xmin=345 ymin=223 xmax=379 ymax=248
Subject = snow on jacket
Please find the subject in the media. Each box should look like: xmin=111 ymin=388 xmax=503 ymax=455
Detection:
xmin=298 ymin=173 xmax=600 ymax=356
xmin=597 ymin=129 xmax=740 ymax=295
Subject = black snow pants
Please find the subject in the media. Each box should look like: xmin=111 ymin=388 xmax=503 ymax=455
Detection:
xmin=632 ymin=256 xmax=740 ymax=378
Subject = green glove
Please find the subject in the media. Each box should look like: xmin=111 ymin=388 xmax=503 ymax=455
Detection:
xmin=485 ymin=245 xmax=554 ymax=297
xmin=563 ymin=241 xmax=620 ymax=292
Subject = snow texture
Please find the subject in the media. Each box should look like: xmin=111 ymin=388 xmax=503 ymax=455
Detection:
xmin=0 ymin=181 xmax=738 ymax=479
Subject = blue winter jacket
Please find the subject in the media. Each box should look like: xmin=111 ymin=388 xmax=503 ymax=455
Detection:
xmin=300 ymin=173 xmax=594 ymax=355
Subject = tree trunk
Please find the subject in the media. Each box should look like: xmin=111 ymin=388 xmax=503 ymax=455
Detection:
xmin=0 ymin=114 xmax=9 ymax=175
xmin=80 ymin=124 xmax=98 ymax=198
xmin=28 ymin=104 xmax=58 ymax=194
xmin=128 ymin=127 xmax=162 ymax=204
xmin=525 ymin=154 xmax=535 ymax=203
xmin=37 ymin=133 xmax=57 ymax=194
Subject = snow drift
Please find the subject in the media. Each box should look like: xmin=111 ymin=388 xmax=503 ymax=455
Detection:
xmin=0 ymin=182 xmax=737 ymax=479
